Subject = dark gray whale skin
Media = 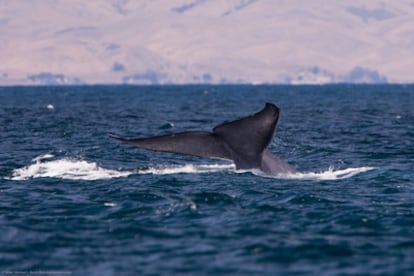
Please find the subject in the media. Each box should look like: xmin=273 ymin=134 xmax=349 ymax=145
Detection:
xmin=110 ymin=103 xmax=296 ymax=175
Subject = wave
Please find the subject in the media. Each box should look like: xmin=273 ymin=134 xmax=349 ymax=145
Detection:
xmin=8 ymin=154 xmax=375 ymax=181
xmin=139 ymin=163 xmax=236 ymax=175
xmin=9 ymin=154 xmax=132 ymax=181
xmin=261 ymin=166 xmax=376 ymax=181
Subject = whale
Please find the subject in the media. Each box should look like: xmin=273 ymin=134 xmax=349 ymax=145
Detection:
xmin=110 ymin=103 xmax=296 ymax=175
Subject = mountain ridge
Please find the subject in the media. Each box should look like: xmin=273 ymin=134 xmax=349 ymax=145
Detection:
xmin=1 ymin=0 xmax=413 ymax=85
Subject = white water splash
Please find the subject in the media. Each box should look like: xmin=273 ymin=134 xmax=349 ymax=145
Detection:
xmin=266 ymin=166 xmax=376 ymax=181
xmin=9 ymin=155 xmax=132 ymax=180
xmin=138 ymin=163 xmax=235 ymax=175
xmin=8 ymin=155 xmax=375 ymax=181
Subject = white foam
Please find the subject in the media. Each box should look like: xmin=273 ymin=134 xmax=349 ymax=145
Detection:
xmin=10 ymin=157 xmax=132 ymax=180
xmin=8 ymin=156 xmax=234 ymax=181
xmin=8 ymin=155 xmax=375 ymax=181
xmin=266 ymin=166 xmax=376 ymax=180
xmin=138 ymin=163 xmax=235 ymax=175
xmin=32 ymin=153 xmax=55 ymax=162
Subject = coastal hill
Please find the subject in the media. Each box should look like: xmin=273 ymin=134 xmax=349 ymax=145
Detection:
xmin=1 ymin=0 xmax=413 ymax=85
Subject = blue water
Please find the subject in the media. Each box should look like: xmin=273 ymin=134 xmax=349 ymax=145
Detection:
xmin=1 ymin=85 xmax=413 ymax=275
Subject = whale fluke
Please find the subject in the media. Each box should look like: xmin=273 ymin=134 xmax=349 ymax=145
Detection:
xmin=109 ymin=131 xmax=231 ymax=160
xmin=110 ymin=103 xmax=296 ymax=175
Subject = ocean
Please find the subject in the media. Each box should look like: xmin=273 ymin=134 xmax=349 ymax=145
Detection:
xmin=0 ymin=85 xmax=413 ymax=275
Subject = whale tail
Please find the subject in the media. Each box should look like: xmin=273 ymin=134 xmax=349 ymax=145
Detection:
xmin=110 ymin=103 xmax=283 ymax=171
xmin=109 ymin=131 xmax=231 ymax=160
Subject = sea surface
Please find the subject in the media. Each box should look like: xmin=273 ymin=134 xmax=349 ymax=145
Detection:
xmin=0 ymin=85 xmax=413 ymax=275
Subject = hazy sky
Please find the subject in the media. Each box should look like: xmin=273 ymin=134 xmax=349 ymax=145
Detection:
xmin=1 ymin=0 xmax=413 ymax=85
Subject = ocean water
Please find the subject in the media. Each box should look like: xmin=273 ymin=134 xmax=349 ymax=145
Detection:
xmin=0 ymin=85 xmax=413 ymax=275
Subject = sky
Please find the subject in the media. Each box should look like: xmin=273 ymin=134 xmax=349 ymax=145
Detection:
xmin=1 ymin=0 xmax=413 ymax=85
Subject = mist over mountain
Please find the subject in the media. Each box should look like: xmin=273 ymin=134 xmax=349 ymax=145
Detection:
xmin=1 ymin=0 xmax=413 ymax=85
